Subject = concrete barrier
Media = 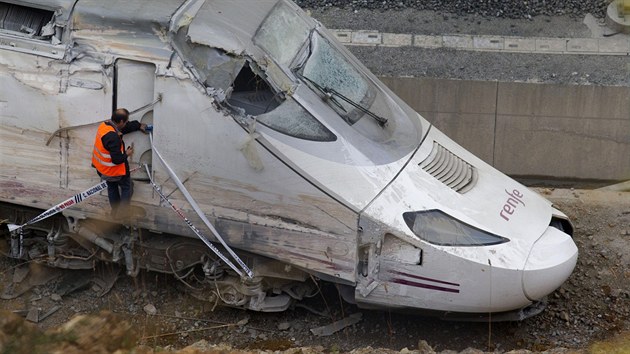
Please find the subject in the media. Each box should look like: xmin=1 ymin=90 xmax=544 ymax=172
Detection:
xmin=330 ymin=28 xmax=630 ymax=55
xmin=380 ymin=77 xmax=630 ymax=181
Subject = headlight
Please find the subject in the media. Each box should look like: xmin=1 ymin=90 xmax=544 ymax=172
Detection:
xmin=402 ymin=210 xmax=509 ymax=246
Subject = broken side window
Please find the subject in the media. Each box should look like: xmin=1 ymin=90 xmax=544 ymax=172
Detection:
xmin=0 ymin=2 xmax=55 ymax=39
xmin=174 ymin=27 xmax=245 ymax=91
xmin=228 ymin=63 xmax=282 ymax=115
xmin=228 ymin=63 xmax=335 ymax=142
xmin=253 ymin=1 xmax=311 ymax=67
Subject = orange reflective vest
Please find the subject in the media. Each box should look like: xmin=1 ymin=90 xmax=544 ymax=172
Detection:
xmin=92 ymin=122 xmax=126 ymax=178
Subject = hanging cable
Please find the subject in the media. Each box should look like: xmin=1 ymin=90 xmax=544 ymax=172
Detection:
xmin=148 ymin=134 xmax=254 ymax=279
xmin=143 ymin=164 xmax=247 ymax=278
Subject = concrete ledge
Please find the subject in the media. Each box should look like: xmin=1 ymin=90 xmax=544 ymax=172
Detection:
xmin=334 ymin=28 xmax=630 ymax=55
xmin=382 ymin=33 xmax=412 ymax=47
xmin=599 ymin=38 xmax=630 ymax=53
xmin=443 ymin=35 xmax=473 ymax=49
xmin=351 ymin=30 xmax=381 ymax=45
xmin=414 ymin=35 xmax=442 ymax=48
xmin=567 ymin=38 xmax=599 ymax=52
xmin=504 ymin=37 xmax=536 ymax=52
xmin=473 ymin=36 xmax=504 ymax=50
xmin=536 ymin=38 xmax=567 ymax=52
xmin=331 ymin=30 xmax=352 ymax=44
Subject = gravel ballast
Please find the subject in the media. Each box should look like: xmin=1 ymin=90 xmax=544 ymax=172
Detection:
xmin=295 ymin=0 xmax=609 ymax=19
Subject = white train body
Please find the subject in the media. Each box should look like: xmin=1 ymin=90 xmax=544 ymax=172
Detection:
xmin=0 ymin=0 xmax=577 ymax=319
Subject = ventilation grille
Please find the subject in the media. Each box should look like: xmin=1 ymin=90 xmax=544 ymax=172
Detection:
xmin=419 ymin=142 xmax=477 ymax=193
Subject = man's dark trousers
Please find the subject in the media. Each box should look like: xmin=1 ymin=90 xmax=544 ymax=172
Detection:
xmin=106 ymin=174 xmax=133 ymax=215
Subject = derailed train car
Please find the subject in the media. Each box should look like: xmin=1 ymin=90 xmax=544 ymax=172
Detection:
xmin=0 ymin=0 xmax=578 ymax=319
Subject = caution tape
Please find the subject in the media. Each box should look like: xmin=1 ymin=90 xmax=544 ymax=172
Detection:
xmin=7 ymin=136 xmax=254 ymax=279
xmin=143 ymin=164 xmax=248 ymax=278
xmin=8 ymin=166 xmax=141 ymax=233
xmin=148 ymin=134 xmax=254 ymax=279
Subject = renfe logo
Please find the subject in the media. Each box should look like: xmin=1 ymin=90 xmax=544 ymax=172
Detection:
xmin=499 ymin=189 xmax=525 ymax=221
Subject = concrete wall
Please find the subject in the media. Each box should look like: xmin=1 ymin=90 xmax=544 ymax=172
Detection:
xmin=380 ymin=77 xmax=630 ymax=181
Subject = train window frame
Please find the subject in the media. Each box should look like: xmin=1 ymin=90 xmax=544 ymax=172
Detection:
xmin=227 ymin=62 xmax=336 ymax=142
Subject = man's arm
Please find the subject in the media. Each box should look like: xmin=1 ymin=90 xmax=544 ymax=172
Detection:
xmin=121 ymin=120 xmax=147 ymax=134
xmin=102 ymin=131 xmax=127 ymax=165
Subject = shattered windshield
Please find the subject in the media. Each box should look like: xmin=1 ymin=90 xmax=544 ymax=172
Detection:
xmin=253 ymin=1 xmax=312 ymax=66
xmin=298 ymin=31 xmax=376 ymax=125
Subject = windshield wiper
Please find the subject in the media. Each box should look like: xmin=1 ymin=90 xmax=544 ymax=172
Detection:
xmin=298 ymin=73 xmax=388 ymax=127
xmin=298 ymin=74 xmax=348 ymax=114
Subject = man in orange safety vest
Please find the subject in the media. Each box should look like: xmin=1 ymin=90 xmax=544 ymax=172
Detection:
xmin=92 ymin=108 xmax=148 ymax=217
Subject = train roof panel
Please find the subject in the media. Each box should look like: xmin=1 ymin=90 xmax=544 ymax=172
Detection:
xmin=188 ymin=0 xmax=279 ymax=55
xmin=72 ymin=0 xmax=185 ymax=33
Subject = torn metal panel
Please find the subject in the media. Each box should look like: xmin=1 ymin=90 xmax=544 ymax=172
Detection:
xmin=186 ymin=0 xmax=277 ymax=55
xmin=69 ymin=0 xmax=183 ymax=61
xmin=172 ymin=25 xmax=244 ymax=91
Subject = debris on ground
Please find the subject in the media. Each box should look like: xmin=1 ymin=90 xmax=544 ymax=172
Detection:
xmin=310 ymin=313 xmax=362 ymax=337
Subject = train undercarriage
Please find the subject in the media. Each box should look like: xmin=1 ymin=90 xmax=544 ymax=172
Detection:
xmin=0 ymin=202 xmax=318 ymax=312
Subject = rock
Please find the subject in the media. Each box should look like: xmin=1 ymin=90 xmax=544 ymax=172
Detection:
xmin=610 ymin=288 xmax=622 ymax=299
xmin=417 ymin=339 xmax=435 ymax=354
xmin=236 ymin=318 xmax=249 ymax=326
xmin=143 ymin=304 xmax=157 ymax=316
xmin=278 ymin=321 xmax=291 ymax=331
xmin=50 ymin=294 xmax=62 ymax=302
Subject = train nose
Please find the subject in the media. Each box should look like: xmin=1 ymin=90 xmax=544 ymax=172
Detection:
xmin=522 ymin=226 xmax=578 ymax=301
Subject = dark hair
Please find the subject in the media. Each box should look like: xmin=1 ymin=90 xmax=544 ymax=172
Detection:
xmin=111 ymin=108 xmax=130 ymax=123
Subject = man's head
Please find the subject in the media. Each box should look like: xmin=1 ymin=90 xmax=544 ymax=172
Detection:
xmin=111 ymin=108 xmax=130 ymax=129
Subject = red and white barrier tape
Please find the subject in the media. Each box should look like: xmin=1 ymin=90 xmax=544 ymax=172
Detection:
xmin=7 ymin=166 xmax=142 ymax=232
